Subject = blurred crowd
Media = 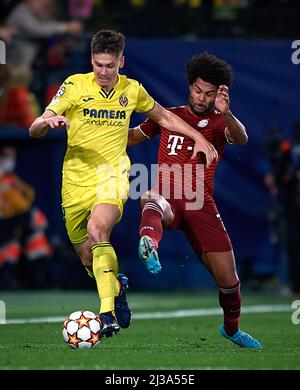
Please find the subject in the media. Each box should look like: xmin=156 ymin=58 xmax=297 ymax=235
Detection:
xmin=0 ymin=145 xmax=52 ymax=289
xmin=263 ymin=121 xmax=300 ymax=295
xmin=0 ymin=0 xmax=298 ymax=128
xmin=1 ymin=1 xmax=298 ymax=46
xmin=0 ymin=0 xmax=86 ymax=126
xmin=0 ymin=144 xmax=96 ymax=290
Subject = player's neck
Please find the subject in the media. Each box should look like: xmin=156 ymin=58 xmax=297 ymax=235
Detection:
xmin=101 ymin=85 xmax=113 ymax=93
xmin=98 ymin=75 xmax=119 ymax=93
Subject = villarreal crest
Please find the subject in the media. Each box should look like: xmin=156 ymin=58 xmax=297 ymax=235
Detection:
xmin=119 ymin=96 xmax=128 ymax=107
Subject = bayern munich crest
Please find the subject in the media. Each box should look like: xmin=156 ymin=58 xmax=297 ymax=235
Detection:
xmin=119 ymin=96 xmax=128 ymax=107
xmin=198 ymin=119 xmax=208 ymax=128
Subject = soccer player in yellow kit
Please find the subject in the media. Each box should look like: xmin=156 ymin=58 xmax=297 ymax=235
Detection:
xmin=29 ymin=29 xmax=218 ymax=337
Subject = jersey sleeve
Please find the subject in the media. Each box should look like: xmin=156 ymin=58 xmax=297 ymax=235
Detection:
xmin=135 ymin=83 xmax=155 ymax=113
xmin=139 ymin=117 xmax=161 ymax=139
xmin=45 ymin=76 xmax=78 ymax=115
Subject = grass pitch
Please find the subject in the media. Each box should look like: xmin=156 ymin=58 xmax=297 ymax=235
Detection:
xmin=0 ymin=290 xmax=299 ymax=370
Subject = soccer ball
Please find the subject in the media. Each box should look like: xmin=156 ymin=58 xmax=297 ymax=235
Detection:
xmin=62 ymin=310 xmax=101 ymax=349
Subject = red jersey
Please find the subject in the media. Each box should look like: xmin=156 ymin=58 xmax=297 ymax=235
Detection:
xmin=139 ymin=105 xmax=227 ymax=203
xmin=0 ymin=87 xmax=35 ymax=128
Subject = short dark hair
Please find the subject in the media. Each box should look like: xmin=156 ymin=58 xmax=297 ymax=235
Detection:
xmin=91 ymin=29 xmax=125 ymax=56
xmin=185 ymin=53 xmax=233 ymax=88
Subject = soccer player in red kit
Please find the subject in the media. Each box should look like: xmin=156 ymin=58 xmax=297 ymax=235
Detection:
xmin=128 ymin=53 xmax=262 ymax=349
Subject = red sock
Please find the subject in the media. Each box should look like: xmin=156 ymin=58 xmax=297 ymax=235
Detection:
xmin=139 ymin=202 xmax=163 ymax=250
xmin=219 ymin=282 xmax=241 ymax=336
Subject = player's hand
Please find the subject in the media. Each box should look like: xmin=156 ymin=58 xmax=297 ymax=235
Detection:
xmin=192 ymin=135 xmax=218 ymax=168
xmin=215 ymin=85 xmax=230 ymax=114
xmin=44 ymin=116 xmax=70 ymax=130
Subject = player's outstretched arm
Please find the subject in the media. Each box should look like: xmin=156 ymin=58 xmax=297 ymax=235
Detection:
xmin=215 ymin=85 xmax=248 ymax=145
xmin=29 ymin=110 xmax=70 ymax=138
xmin=223 ymin=111 xmax=248 ymax=145
xmin=146 ymin=102 xmax=218 ymax=168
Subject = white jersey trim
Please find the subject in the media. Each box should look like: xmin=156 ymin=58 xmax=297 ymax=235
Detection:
xmin=138 ymin=125 xmax=151 ymax=139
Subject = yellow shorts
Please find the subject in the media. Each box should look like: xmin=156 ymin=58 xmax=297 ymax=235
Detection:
xmin=61 ymin=165 xmax=130 ymax=244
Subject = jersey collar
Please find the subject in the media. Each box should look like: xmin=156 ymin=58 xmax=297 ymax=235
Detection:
xmin=99 ymin=74 xmax=121 ymax=99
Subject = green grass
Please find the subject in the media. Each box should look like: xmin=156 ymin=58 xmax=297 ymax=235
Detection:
xmin=0 ymin=290 xmax=299 ymax=370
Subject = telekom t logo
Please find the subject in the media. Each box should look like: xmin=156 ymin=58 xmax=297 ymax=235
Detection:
xmin=167 ymin=135 xmax=184 ymax=155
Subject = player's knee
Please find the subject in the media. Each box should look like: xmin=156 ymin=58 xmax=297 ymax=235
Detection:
xmin=218 ymin=276 xmax=240 ymax=289
xmin=140 ymin=190 xmax=153 ymax=207
xmin=141 ymin=191 xmax=169 ymax=213
xmin=87 ymin=219 xmax=110 ymax=243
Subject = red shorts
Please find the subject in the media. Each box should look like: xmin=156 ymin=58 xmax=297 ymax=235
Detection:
xmin=167 ymin=198 xmax=232 ymax=255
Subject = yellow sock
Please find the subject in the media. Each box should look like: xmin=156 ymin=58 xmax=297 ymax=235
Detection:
xmin=91 ymin=242 xmax=120 ymax=314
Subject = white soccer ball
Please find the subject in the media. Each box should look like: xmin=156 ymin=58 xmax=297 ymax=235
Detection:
xmin=62 ymin=310 xmax=101 ymax=349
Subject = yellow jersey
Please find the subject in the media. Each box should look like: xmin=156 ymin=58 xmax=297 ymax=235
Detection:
xmin=46 ymin=72 xmax=155 ymax=186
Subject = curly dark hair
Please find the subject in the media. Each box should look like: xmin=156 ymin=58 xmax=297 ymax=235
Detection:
xmin=91 ymin=29 xmax=125 ymax=56
xmin=185 ymin=52 xmax=233 ymax=88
